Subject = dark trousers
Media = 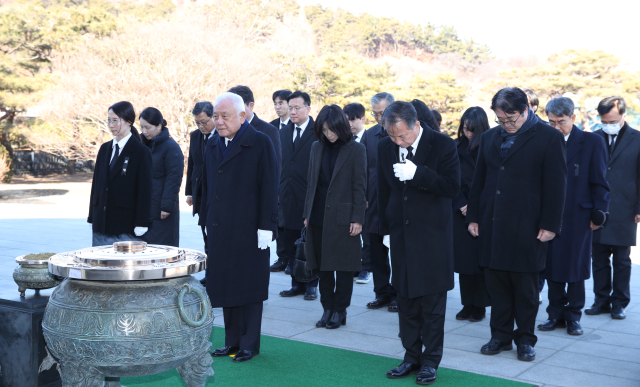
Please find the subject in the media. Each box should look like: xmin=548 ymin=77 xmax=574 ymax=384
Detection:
xmin=277 ymin=227 xmax=318 ymax=289
xmin=312 ymin=225 xmax=354 ymax=312
xmin=201 ymin=224 xmax=208 ymax=255
xmin=538 ymin=271 xmax=545 ymax=293
xmin=485 ymin=269 xmax=539 ymax=346
xmin=546 ymin=279 xmax=585 ymax=321
xmin=359 ymin=231 xmax=372 ymax=272
xmin=397 ymin=291 xmax=447 ymax=368
xmin=222 ymin=301 xmax=263 ymax=351
xmin=369 ymin=232 xmax=396 ymax=300
xmin=459 ymin=273 xmax=491 ymax=307
xmin=592 ymin=243 xmax=631 ymax=308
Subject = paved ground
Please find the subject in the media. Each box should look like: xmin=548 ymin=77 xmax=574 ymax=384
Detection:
xmin=1 ymin=174 xmax=639 ymax=386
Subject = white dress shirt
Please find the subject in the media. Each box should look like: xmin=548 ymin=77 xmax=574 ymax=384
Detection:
xmin=279 ymin=117 xmax=290 ymax=130
xmin=353 ymin=130 xmax=364 ymax=143
xmin=398 ymin=126 xmax=423 ymax=162
xmin=292 ymin=118 xmax=310 ymax=142
xmin=564 ymin=133 xmax=571 ymax=142
xmin=111 ymin=132 xmax=132 ymax=162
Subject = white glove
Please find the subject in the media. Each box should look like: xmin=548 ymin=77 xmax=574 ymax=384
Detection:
xmin=134 ymin=227 xmax=148 ymax=236
xmin=393 ymin=159 xmax=417 ymax=181
xmin=383 ymin=235 xmax=390 ymax=248
xmin=258 ymin=229 xmax=273 ymax=250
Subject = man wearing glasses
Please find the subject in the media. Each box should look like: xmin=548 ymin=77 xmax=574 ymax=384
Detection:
xmin=186 ymin=101 xmax=216 ymax=284
xmin=271 ymin=90 xmax=292 ymax=130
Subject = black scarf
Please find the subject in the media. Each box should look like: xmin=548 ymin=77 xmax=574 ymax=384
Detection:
xmin=500 ymin=109 xmax=538 ymax=159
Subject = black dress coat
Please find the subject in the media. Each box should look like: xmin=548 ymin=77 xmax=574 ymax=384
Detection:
xmin=270 ymin=117 xmax=287 ymax=130
xmin=452 ymin=136 xmax=481 ymax=275
xmin=88 ymin=135 xmax=153 ymax=239
xmin=250 ymin=114 xmax=282 ymax=173
xmin=185 ymin=129 xmax=209 ymax=216
xmin=141 ymin=129 xmax=184 ymax=247
xmin=199 ymin=123 xmax=279 ymax=308
xmin=377 ymin=127 xmax=461 ymax=299
xmin=546 ymin=127 xmax=610 ymax=283
xmin=361 ymin=124 xmax=387 ymax=234
xmin=278 ymin=117 xmax=316 ymax=231
xmin=303 ymin=140 xmax=367 ymax=272
xmin=593 ymin=123 xmax=640 ymax=247
xmin=466 ymin=122 xmax=567 ymax=273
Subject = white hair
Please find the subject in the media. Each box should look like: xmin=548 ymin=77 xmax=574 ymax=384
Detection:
xmin=214 ymin=92 xmax=246 ymax=117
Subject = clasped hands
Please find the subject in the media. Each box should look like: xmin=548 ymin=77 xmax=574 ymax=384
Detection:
xmin=393 ymin=159 xmax=417 ymax=181
xmin=467 ymin=222 xmax=556 ymax=242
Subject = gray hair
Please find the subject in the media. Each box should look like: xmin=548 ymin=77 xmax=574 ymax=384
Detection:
xmin=192 ymin=101 xmax=213 ymax=117
xmin=371 ymin=92 xmax=395 ymax=106
xmin=214 ymin=92 xmax=246 ymax=117
xmin=382 ymin=101 xmax=418 ymax=130
xmin=545 ymin=97 xmax=575 ymax=118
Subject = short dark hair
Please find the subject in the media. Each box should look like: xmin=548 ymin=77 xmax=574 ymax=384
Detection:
xmin=228 ymin=85 xmax=254 ymax=105
xmin=382 ymin=101 xmax=418 ymax=130
xmin=457 ymin=107 xmax=490 ymax=152
xmin=523 ymin=89 xmax=539 ymax=108
xmin=109 ymin=101 xmax=141 ymax=141
xmin=410 ymin=99 xmax=439 ymax=132
xmin=343 ymin=103 xmax=365 ymax=120
xmin=272 ymin=89 xmax=292 ymax=102
xmin=431 ymin=110 xmax=442 ymax=128
xmin=597 ymin=96 xmax=626 ymax=116
xmin=192 ymin=101 xmax=213 ymax=118
xmin=313 ymin=105 xmax=353 ymax=145
xmin=491 ymin=87 xmax=529 ymax=115
xmin=139 ymin=107 xmax=167 ymax=129
xmin=287 ymin=91 xmax=311 ymax=106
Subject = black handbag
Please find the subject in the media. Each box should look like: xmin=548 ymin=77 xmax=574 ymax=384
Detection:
xmin=293 ymin=227 xmax=319 ymax=282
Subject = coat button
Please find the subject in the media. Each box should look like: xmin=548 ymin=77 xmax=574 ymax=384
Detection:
xmin=405 ymin=220 xmax=409 ymax=224
xmin=213 ymin=223 xmax=218 ymax=227
xmin=326 ymin=206 xmax=330 ymax=209
xmin=328 ymin=191 xmax=332 ymax=194
xmin=104 ymin=206 xmax=106 ymax=211
xmin=500 ymin=166 xmax=505 ymax=170
xmin=496 ymin=190 xmax=500 ymax=194
xmin=289 ymin=177 xmax=292 ymax=181
xmin=106 ymin=188 xmax=108 ymax=191
xmin=216 ymin=196 xmax=220 ymax=200
xmin=291 ymin=161 xmax=294 ymax=164
xmin=404 ymin=197 xmax=407 ymax=201
xmin=218 ymin=169 xmax=223 ymax=173
xmin=607 ymin=167 xmax=611 ymax=170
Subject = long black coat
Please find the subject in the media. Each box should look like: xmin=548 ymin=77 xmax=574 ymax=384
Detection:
xmin=88 ymin=135 xmax=152 ymax=239
xmin=251 ymin=114 xmax=282 ymax=173
xmin=303 ymin=140 xmax=367 ymax=272
xmin=361 ymin=124 xmax=387 ymax=234
xmin=378 ymin=127 xmax=460 ymax=299
xmin=467 ymin=122 xmax=567 ymax=273
xmin=141 ymin=129 xmax=184 ymax=247
xmin=593 ymin=123 xmax=640 ymax=247
xmin=185 ymin=129 xmax=208 ymax=216
xmin=278 ymin=117 xmax=316 ymax=230
xmin=452 ymin=137 xmax=481 ymax=275
xmin=546 ymin=127 xmax=610 ymax=283
xmin=199 ymin=123 xmax=279 ymax=308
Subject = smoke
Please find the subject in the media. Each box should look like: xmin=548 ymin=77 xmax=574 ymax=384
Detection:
xmin=92 ymin=233 xmax=143 ymax=247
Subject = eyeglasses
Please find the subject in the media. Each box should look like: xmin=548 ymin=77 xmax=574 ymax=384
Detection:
xmin=289 ymin=105 xmax=307 ymax=112
xmin=548 ymin=120 xmax=568 ymax=127
xmin=107 ymin=118 xmax=121 ymax=127
xmin=194 ymin=117 xmax=212 ymax=127
xmin=495 ymin=113 xmax=521 ymax=127
xmin=370 ymin=110 xmax=385 ymax=119
xmin=274 ymin=101 xmax=287 ymax=107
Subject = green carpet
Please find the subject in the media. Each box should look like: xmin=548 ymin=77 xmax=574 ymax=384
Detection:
xmin=122 ymin=327 xmax=532 ymax=387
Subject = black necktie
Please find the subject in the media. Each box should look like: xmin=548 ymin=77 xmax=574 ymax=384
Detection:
xmin=609 ymin=134 xmax=617 ymax=155
xmin=381 ymin=128 xmax=388 ymax=138
xmin=203 ymin=134 xmax=210 ymax=155
xmin=280 ymin=122 xmax=285 ymax=130
xmin=109 ymin=143 xmax=120 ymax=172
xmin=406 ymin=146 xmax=414 ymax=161
xmin=293 ymin=127 xmax=301 ymax=150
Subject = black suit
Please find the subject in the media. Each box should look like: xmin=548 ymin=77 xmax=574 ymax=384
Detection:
xmin=251 ymin=114 xmax=282 ymax=173
xmin=377 ymin=127 xmax=460 ymax=368
xmin=186 ymin=129 xmax=210 ymax=253
xmin=270 ymin=117 xmax=289 ymax=130
xmin=278 ymin=117 xmax=318 ymax=289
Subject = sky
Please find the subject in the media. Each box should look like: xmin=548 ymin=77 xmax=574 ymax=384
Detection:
xmin=296 ymin=0 xmax=640 ymax=70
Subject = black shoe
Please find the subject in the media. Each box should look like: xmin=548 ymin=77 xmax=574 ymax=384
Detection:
xmin=537 ymin=319 xmax=566 ymax=331
xmin=456 ymin=305 xmax=473 ymax=320
xmin=284 ymin=263 xmax=291 ymax=275
xmin=585 ymin=302 xmax=611 ymax=315
xmin=279 ymin=286 xmax=304 ymax=297
xmin=416 ymin=365 xmax=437 ymax=385
xmin=304 ymin=287 xmax=318 ymax=300
xmin=386 ymin=361 xmax=420 ymax=379
xmin=481 ymin=338 xmax=513 ymax=355
xmin=316 ymin=310 xmax=332 ymax=328
xmin=199 ymin=277 xmax=206 ymax=286
xmin=270 ymin=259 xmax=287 ymax=272
xmin=366 ymin=297 xmax=391 ymax=309
xmin=211 ymin=345 xmax=239 ymax=357
xmin=611 ymin=305 xmax=626 ymax=320
xmin=516 ymin=344 xmax=535 ymax=361
xmin=388 ymin=300 xmax=398 ymax=312
xmin=326 ymin=311 xmax=347 ymax=329
xmin=469 ymin=307 xmax=486 ymax=322
xmin=233 ymin=349 xmax=259 ymax=362
xmin=567 ymin=321 xmax=584 ymax=335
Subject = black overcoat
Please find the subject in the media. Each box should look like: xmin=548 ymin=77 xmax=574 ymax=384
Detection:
xmin=360 ymin=124 xmax=386 ymax=234
xmin=377 ymin=127 xmax=461 ymax=299
xmin=452 ymin=136 xmax=481 ymax=275
xmin=199 ymin=123 xmax=279 ymax=308
xmin=593 ymin=123 xmax=640 ymax=247
xmin=185 ymin=129 xmax=207 ymax=216
xmin=88 ymin=135 xmax=153 ymax=239
xmin=303 ymin=140 xmax=367 ymax=272
xmin=546 ymin=127 xmax=610 ymax=283
xmin=251 ymin=114 xmax=282 ymax=174
xmin=141 ymin=129 xmax=184 ymax=247
xmin=278 ymin=117 xmax=316 ymax=230
xmin=467 ymin=122 xmax=567 ymax=273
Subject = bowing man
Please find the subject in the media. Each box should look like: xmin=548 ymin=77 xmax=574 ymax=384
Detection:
xmin=200 ymin=92 xmax=279 ymax=362
xmin=378 ymin=102 xmax=460 ymax=385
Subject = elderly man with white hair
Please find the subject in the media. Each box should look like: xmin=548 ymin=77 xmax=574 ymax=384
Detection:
xmin=199 ymin=92 xmax=279 ymax=362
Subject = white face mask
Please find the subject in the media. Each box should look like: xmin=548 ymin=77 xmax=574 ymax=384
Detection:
xmin=602 ymin=117 xmax=623 ymax=135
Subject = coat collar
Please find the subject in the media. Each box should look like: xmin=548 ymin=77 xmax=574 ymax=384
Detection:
xmin=208 ymin=123 xmax=257 ymax=167
xmin=492 ymin=124 xmax=537 ymax=163
xmin=609 ymin=123 xmax=633 ymax=165
xmin=108 ymin=136 xmax=138 ymax=181
xmin=565 ymin=126 xmax=583 ymax=163
xmin=286 ymin=117 xmax=315 ymax=159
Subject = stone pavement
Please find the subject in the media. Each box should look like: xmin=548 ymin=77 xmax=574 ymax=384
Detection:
xmin=1 ymin=176 xmax=639 ymax=386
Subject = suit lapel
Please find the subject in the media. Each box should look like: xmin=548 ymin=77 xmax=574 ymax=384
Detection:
xmin=411 ymin=127 xmax=432 ymax=167
xmin=219 ymin=126 xmax=256 ymax=167
xmin=209 ymin=134 xmax=221 ymax=164
xmin=502 ymin=127 xmax=536 ymax=163
xmin=330 ymin=142 xmax=355 ymax=182
xmin=282 ymin=124 xmax=295 ymax=163
xmin=609 ymin=127 xmax=634 ymax=165
xmin=292 ymin=118 xmax=315 ymax=158
xmin=565 ymin=127 xmax=582 ymax=163
xmin=108 ymin=139 xmax=134 ymax=182
xmin=492 ymin=128 xmax=502 ymax=154
xmin=386 ymin=140 xmax=403 ymax=189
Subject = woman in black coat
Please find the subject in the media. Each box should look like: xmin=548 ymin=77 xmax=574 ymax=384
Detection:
xmin=410 ymin=99 xmax=440 ymax=133
xmin=88 ymin=101 xmax=152 ymax=246
xmin=140 ymin=107 xmax=184 ymax=247
xmin=303 ymin=105 xmax=367 ymax=329
xmin=452 ymin=107 xmax=491 ymax=322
